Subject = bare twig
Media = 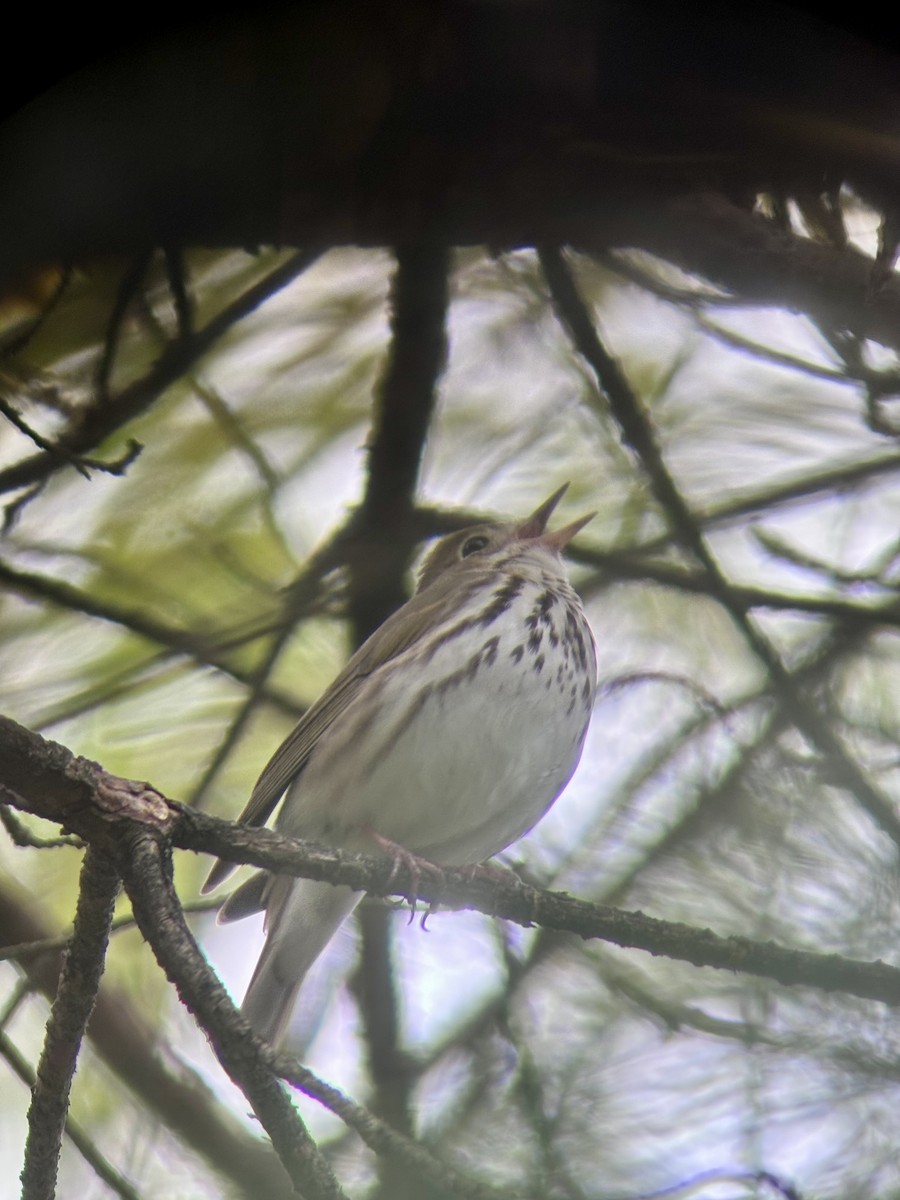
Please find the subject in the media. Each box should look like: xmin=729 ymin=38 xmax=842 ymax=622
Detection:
xmin=2 ymin=1030 xmax=142 ymax=1200
xmin=0 ymin=557 xmax=304 ymax=716
xmin=0 ymin=897 xmax=221 ymax=965
xmin=162 ymin=245 xmax=194 ymax=342
xmin=277 ymin=1053 xmax=518 ymax=1200
xmin=0 ymin=872 xmax=298 ymax=1200
xmin=0 ymin=249 xmax=321 ymax=496
xmin=95 ymin=250 xmax=154 ymax=404
xmin=573 ymin=547 xmax=900 ymax=630
xmin=539 ymin=245 xmax=900 ymax=851
xmin=0 ymin=395 xmax=91 ymax=476
xmin=188 ymin=538 xmax=342 ymax=809
xmin=21 ymin=846 xmax=120 ymax=1200
xmin=0 ymin=796 xmax=83 ymax=849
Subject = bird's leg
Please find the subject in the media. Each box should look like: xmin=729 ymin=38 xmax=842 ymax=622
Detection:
xmin=367 ymin=830 xmax=446 ymax=923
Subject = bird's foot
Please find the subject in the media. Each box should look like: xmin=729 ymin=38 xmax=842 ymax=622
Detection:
xmin=368 ymin=830 xmax=446 ymax=923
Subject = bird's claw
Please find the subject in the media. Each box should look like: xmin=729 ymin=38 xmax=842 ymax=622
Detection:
xmin=369 ymin=830 xmax=445 ymax=922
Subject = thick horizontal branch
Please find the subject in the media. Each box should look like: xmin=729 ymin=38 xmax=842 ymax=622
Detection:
xmin=3 ymin=713 xmax=900 ymax=1010
xmin=174 ymin=809 xmax=900 ymax=1007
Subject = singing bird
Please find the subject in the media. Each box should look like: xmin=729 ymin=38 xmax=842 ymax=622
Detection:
xmin=204 ymin=486 xmax=598 ymax=1046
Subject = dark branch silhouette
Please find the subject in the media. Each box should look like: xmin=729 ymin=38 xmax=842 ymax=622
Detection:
xmin=539 ymin=245 xmax=900 ymax=852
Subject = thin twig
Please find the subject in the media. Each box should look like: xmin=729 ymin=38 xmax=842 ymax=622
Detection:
xmin=539 ymin=245 xmax=900 ymax=851
xmin=0 ymin=266 xmax=71 ymax=359
xmin=0 ymin=557 xmax=305 ymax=715
xmin=0 ymin=249 xmax=321 ymax=496
xmin=0 ymin=395 xmax=91 ymax=476
xmin=162 ymin=245 xmax=194 ymax=341
xmin=188 ymin=538 xmax=342 ymax=809
xmin=603 ymin=248 xmax=900 ymax=392
xmin=0 ymin=979 xmax=34 ymax=1031
xmin=0 ymin=897 xmax=222 ymax=965
xmin=632 ymin=446 xmax=900 ymax=552
xmin=277 ymin=1054 xmax=519 ymax=1200
xmin=190 ymin=376 xmax=279 ymax=491
xmin=95 ymin=250 xmax=153 ymax=404
xmin=574 ymin=546 xmax=900 ymax=630
xmin=21 ymin=847 xmax=121 ymax=1200
xmin=2 ymin=1030 xmax=142 ymax=1200
xmin=0 ymin=796 xmax=84 ymax=849
xmin=697 ymin=312 xmax=895 ymax=388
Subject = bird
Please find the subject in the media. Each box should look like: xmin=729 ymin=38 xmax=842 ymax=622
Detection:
xmin=203 ymin=484 xmax=598 ymax=1047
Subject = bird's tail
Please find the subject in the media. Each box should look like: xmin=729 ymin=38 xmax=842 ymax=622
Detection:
xmin=241 ymin=877 xmax=362 ymax=1048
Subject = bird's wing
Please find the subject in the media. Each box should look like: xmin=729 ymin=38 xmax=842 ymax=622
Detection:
xmin=238 ymin=672 xmax=370 ymax=828
xmin=202 ymin=577 xmax=470 ymax=892
xmin=243 ymin=584 xmax=460 ymax=822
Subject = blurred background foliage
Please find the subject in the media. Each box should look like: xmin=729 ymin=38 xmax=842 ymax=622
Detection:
xmin=5 ymin=232 xmax=900 ymax=1198
xmin=4 ymin=6 xmax=900 ymax=1198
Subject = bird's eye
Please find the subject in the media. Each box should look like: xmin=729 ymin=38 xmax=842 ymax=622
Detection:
xmin=461 ymin=534 xmax=489 ymax=558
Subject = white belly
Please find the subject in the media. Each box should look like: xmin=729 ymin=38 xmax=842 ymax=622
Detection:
xmin=278 ymin=579 xmax=597 ymax=865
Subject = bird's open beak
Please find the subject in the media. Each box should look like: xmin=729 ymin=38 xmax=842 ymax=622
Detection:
xmin=517 ymin=483 xmax=596 ymax=549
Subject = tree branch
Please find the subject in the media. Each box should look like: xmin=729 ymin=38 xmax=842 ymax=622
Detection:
xmin=350 ymin=239 xmax=451 ymax=637
xmin=347 ymin=239 xmax=450 ymax=1189
xmin=3 ymin=713 xmax=900 ymax=1012
xmin=0 ymin=557 xmax=305 ymax=716
xmin=539 ymin=245 xmax=900 ymax=852
xmin=604 ymin=193 xmax=900 ymax=353
xmin=0 ymin=250 xmax=320 ymax=497
xmin=0 ymin=876 xmax=297 ymax=1200
xmin=277 ymin=1054 xmax=517 ymax=1200
xmin=1 ymin=1030 xmax=141 ymax=1200
xmin=21 ymin=846 xmax=120 ymax=1200
xmin=118 ymin=828 xmax=347 ymax=1200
